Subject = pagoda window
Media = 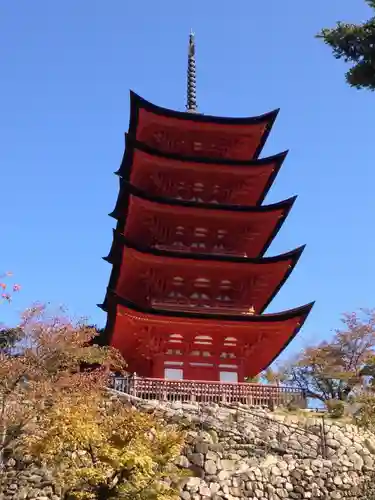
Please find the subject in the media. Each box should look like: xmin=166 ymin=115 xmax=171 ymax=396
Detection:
xmin=190 ymin=350 xmax=201 ymax=356
xmin=219 ymin=279 xmax=232 ymax=290
xmin=194 ymin=335 xmax=213 ymax=346
xmin=172 ymin=241 xmax=184 ymax=249
xmin=194 ymin=277 xmax=210 ymax=288
xmin=168 ymin=333 xmax=183 ymax=344
xmin=217 ymin=229 xmax=228 ymax=240
xmin=192 ymin=182 xmax=204 ymax=194
xmin=188 ymin=291 xmax=211 ymax=307
xmin=227 ymin=353 xmax=236 ymax=359
xmin=220 ymin=352 xmax=236 ymax=359
xmin=216 ymin=295 xmax=234 ymax=305
xmin=219 ymin=364 xmax=238 ymax=369
xmin=172 ymin=276 xmax=184 ymax=286
xmin=224 ymin=336 xmax=237 ymax=347
xmin=166 ymin=349 xmax=183 ymax=355
xmin=194 ymin=227 xmax=208 ymax=238
xmin=164 ymin=361 xmax=184 ymax=366
xmin=191 ymin=242 xmax=201 ymax=249
xmin=213 ymin=243 xmax=226 ymax=252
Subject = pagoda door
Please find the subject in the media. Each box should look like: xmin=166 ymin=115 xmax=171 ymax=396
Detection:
xmin=219 ymin=370 xmax=238 ymax=383
xmin=164 ymin=368 xmax=184 ymax=380
xmin=186 ymin=364 xmax=217 ymax=381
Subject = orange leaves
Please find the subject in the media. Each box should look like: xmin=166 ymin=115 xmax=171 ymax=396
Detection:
xmin=288 ymin=309 xmax=375 ymax=403
xmin=0 ymin=304 xmax=185 ymax=499
xmin=0 ymin=305 xmax=124 ymax=459
xmin=0 ymin=272 xmax=20 ymax=304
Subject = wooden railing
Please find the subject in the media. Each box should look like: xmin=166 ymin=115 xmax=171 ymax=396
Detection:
xmin=110 ymin=375 xmax=306 ymax=408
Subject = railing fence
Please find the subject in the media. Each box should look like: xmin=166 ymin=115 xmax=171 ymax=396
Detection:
xmin=110 ymin=375 xmax=306 ymax=408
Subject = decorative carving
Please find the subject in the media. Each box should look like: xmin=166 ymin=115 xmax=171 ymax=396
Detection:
xmin=139 ymin=125 xmax=256 ymax=160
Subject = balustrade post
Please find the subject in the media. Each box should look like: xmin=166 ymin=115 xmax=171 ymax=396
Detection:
xmin=131 ymin=373 xmax=138 ymax=398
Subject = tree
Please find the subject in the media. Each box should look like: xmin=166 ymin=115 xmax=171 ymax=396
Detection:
xmin=0 ymin=272 xmax=21 ymax=352
xmin=0 ymin=327 xmax=23 ymax=353
xmin=0 ymin=304 xmax=119 ymax=465
xmin=286 ymin=309 xmax=375 ymax=403
xmin=262 ymin=367 xmax=287 ymax=386
xmin=0 ymin=305 xmax=185 ymax=499
xmin=26 ymin=396 xmax=185 ymax=500
xmin=317 ymin=0 xmax=375 ymax=90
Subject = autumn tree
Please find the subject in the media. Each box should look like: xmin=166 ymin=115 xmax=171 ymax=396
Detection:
xmin=0 ymin=305 xmax=185 ymax=499
xmin=317 ymin=0 xmax=375 ymax=90
xmin=26 ymin=396 xmax=185 ymax=500
xmin=0 ymin=272 xmax=21 ymax=353
xmin=262 ymin=367 xmax=288 ymax=386
xmin=286 ymin=309 xmax=375 ymax=403
xmin=361 ymin=354 xmax=375 ymax=386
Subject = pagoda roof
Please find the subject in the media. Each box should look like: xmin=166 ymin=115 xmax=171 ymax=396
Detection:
xmin=128 ymin=91 xmax=279 ymax=160
xmin=102 ymin=234 xmax=305 ymax=315
xmin=111 ymin=181 xmax=296 ymax=258
xmin=101 ymin=295 xmax=314 ymax=377
xmin=116 ymin=136 xmax=287 ymax=206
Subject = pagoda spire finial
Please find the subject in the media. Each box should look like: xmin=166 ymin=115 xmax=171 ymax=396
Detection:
xmin=186 ymin=30 xmax=198 ymax=113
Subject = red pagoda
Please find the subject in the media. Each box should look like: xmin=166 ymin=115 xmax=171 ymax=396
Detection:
xmin=99 ymin=34 xmax=313 ymax=383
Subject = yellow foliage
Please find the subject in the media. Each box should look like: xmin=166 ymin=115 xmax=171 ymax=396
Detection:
xmin=0 ymin=306 xmax=186 ymax=499
xmin=23 ymin=394 xmax=186 ymax=500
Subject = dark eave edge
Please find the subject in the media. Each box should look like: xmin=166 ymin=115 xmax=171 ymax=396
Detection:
xmin=102 ymin=291 xmax=314 ymax=323
xmin=128 ymin=91 xmax=279 ymax=162
xmin=110 ymin=179 xmax=297 ymax=216
xmin=119 ymin=133 xmax=289 ymax=168
xmin=129 ymin=90 xmax=280 ymax=126
xmin=104 ymin=230 xmax=305 ymax=266
xmin=97 ymin=293 xmax=314 ymax=355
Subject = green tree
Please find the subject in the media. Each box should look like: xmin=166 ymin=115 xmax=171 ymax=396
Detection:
xmin=317 ymin=0 xmax=375 ymax=90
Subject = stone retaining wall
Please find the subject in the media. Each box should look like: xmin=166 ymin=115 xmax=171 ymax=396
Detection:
xmin=1 ymin=395 xmax=375 ymax=500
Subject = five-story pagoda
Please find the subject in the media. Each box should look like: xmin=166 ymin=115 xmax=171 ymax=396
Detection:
xmin=99 ymin=34 xmax=314 ymax=383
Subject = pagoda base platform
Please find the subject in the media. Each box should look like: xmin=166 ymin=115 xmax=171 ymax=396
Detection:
xmin=110 ymin=375 xmax=306 ymax=408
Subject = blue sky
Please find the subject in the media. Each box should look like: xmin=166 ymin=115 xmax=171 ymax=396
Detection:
xmin=1 ymin=0 xmax=373 ymax=362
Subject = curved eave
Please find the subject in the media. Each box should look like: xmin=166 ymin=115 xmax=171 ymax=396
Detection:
xmin=128 ymin=92 xmax=280 ymax=161
xmin=96 ymin=294 xmax=314 ymax=363
xmin=106 ymin=296 xmax=314 ymax=375
xmin=130 ymin=90 xmax=280 ymax=126
xmin=110 ymin=181 xmax=296 ymax=257
xmin=115 ymin=139 xmax=288 ymax=208
xmin=111 ymin=179 xmax=297 ymax=216
xmin=102 ymin=292 xmax=314 ymax=323
xmin=105 ymin=231 xmax=305 ymax=267
xmin=117 ymin=134 xmax=288 ymax=170
xmin=101 ymin=233 xmax=305 ymax=316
